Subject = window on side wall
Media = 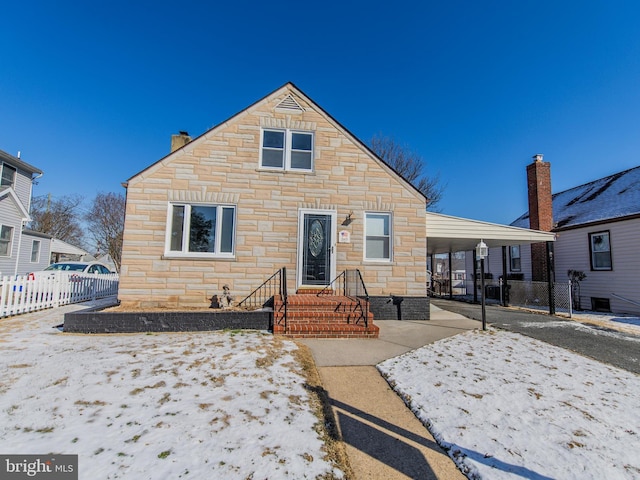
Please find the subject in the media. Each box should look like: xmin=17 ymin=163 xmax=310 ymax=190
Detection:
xmin=166 ymin=204 xmax=236 ymax=257
xmin=31 ymin=240 xmax=41 ymax=263
xmin=509 ymin=245 xmax=521 ymax=271
xmin=1 ymin=164 xmax=16 ymax=187
xmin=0 ymin=225 xmax=14 ymax=256
xmin=365 ymin=212 xmax=392 ymax=261
xmin=589 ymin=231 xmax=612 ymax=270
xmin=260 ymin=129 xmax=313 ymax=171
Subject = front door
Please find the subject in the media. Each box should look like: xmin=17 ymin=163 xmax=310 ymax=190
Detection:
xmin=298 ymin=210 xmax=336 ymax=287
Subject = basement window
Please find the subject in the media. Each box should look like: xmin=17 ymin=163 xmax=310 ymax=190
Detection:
xmin=590 ymin=297 xmax=611 ymax=312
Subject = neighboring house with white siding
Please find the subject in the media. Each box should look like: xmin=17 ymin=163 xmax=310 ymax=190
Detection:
xmin=508 ymin=160 xmax=640 ymax=315
xmin=0 ymin=149 xmax=49 ymax=276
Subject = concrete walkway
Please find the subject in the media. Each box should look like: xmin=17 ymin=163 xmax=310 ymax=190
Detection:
xmin=300 ymin=305 xmax=479 ymax=480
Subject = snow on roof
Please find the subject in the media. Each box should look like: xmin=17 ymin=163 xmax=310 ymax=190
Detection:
xmin=512 ymin=165 xmax=640 ymax=230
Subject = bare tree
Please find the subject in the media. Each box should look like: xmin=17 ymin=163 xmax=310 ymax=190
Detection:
xmin=369 ymin=134 xmax=445 ymax=210
xmin=29 ymin=194 xmax=85 ymax=246
xmin=85 ymin=192 xmax=125 ymax=271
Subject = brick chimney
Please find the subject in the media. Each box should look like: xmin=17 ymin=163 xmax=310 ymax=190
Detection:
xmin=526 ymin=154 xmax=553 ymax=281
xmin=170 ymin=131 xmax=191 ymax=153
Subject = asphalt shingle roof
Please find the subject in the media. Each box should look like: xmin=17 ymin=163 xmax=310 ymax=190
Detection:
xmin=511 ymin=165 xmax=640 ymax=230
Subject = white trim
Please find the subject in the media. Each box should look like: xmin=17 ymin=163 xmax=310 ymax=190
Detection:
xmin=364 ymin=211 xmax=393 ymax=262
xmin=426 ymin=211 xmax=556 ymax=254
xmin=30 ymin=239 xmax=41 ymax=263
xmin=0 ymin=224 xmax=14 ymax=257
xmin=297 ymin=209 xmax=337 ymax=289
xmin=164 ymin=202 xmax=237 ymax=259
xmin=259 ymin=128 xmax=314 ymax=172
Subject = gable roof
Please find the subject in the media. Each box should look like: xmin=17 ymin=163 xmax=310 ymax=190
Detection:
xmin=126 ymin=82 xmax=427 ymax=202
xmin=0 ymin=149 xmax=42 ymax=176
xmin=511 ymin=165 xmax=640 ymax=231
xmin=0 ymin=186 xmax=31 ymax=220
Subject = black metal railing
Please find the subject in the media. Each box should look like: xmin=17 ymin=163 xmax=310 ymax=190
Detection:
xmin=318 ymin=269 xmax=370 ymax=327
xmin=238 ymin=268 xmax=287 ymax=327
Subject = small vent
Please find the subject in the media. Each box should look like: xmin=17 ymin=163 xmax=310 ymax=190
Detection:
xmin=275 ymin=95 xmax=304 ymax=113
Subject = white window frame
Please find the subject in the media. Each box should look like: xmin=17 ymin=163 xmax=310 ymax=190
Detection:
xmin=259 ymin=128 xmax=314 ymax=172
xmin=0 ymin=225 xmax=14 ymax=257
xmin=364 ymin=212 xmax=392 ymax=262
xmin=164 ymin=203 xmax=236 ymax=258
xmin=30 ymin=239 xmax=41 ymax=263
xmin=509 ymin=245 xmax=521 ymax=271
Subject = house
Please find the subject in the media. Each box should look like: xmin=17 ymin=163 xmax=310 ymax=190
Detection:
xmin=118 ymin=83 xmax=430 ymax=328
xmin=507 ymin=156 xmax=640 ymax=315
xmin=50 ymin=238 xmax=90 ymax=263
xmin=0 ymin=149 xmax=51 ymax=276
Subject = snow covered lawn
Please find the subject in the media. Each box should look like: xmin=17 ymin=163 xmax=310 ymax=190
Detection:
xmin=378 ymin=329 xmax=640 ymax=480
xmin=0 ymin=309 xmax=344 ymax=479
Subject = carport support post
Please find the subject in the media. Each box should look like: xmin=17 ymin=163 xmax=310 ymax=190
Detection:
xmin=502 ymin=246 xmax=509 ymax=307
xmin=448 ymin=252 xmax=453 ymax=299
xmin=472 ymin=249 xmax=478 ymax=303
xmin=546 ymin=241 xmax=555 ymax=315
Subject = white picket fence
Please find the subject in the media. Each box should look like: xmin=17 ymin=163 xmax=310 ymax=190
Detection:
xmin=0 ymin=272 xmax=119 ymax=318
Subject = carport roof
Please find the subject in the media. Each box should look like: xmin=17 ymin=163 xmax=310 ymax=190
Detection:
xmin=426 ymin=212 xmax=556 ymax=255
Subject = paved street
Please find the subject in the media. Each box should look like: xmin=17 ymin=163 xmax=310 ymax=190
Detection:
xmin=430 ymin=298 xmax=640 ymax=374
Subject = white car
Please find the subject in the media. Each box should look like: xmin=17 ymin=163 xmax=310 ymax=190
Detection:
xmin=30 ymin=262 xmax=112 ymax=279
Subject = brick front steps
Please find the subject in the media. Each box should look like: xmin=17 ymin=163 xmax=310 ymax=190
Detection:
xmin=272 ymin=293 xmax=379 ymax=338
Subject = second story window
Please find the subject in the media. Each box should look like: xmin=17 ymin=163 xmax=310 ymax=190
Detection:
xmin=1 ymin=164 xmax=17 ymax=188
xmin=260 ymin=129 xmax=313 ymax=171
xmin=0 ymin=225 xmax=14 ymax=256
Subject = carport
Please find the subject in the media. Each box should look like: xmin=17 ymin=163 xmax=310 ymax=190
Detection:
xmin=426 ymin=212 xmax=556 ymax=308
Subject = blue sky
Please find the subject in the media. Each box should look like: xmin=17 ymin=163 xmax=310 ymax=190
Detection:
xmin=2 ymin=0 xmax=639 ymax=225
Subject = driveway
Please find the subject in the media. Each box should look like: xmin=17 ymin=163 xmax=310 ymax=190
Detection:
xmin=430 ymin=298 xmax=640 ymax=374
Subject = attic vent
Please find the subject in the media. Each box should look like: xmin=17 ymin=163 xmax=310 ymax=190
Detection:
xmin=275 ymin=95 xmax=304 ymax=114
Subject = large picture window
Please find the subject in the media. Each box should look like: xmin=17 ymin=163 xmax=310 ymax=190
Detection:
xmin=509 ymin=245 xmax=521 ymax=271
xmin=589 ymin=231 xmax=612 ymax=270
xmin=0 ymin=225 xmax=14 ymax=256
xmin=167 ymin=204 xmax=236 ymax=257
xmin=260 ymin=129 xmax=313 ymax=171
xmin=365 ymin=212 xmax=392 ymax=261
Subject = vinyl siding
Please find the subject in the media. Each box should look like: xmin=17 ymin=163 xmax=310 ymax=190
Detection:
xmin=16 ymin=233 xmax=51 ymax=275
xmin=0 ymin=197 xmax=23 ymax=276
xmin=555 ymin=219 xmax=640 ymax=315
xmin=13 ymin=167 xmax=34 ymax=211
xmin=466 ymin=245 xmax=534 ymax=283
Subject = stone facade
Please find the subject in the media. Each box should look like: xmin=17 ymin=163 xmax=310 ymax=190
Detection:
xmin=118 ymin=83 xmax=427 ymax=308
